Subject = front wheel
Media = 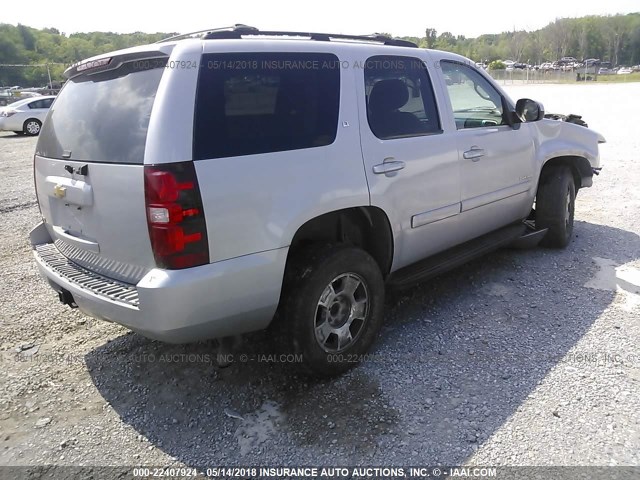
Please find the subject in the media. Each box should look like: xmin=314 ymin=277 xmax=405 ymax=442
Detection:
xmin=23 ymin=119 xmax=42 ymax=136
xmin=536 ymin=166 xmax=576 ymax=248
xmin=280 ymin=245 xmax=385 ymax=376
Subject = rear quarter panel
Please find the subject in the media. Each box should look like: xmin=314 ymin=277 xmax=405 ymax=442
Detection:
xmin=187 ymin=43 xmax=371 ymax=263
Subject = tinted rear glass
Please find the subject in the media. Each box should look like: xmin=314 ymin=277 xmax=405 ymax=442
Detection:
xmin=36 ymin=58 xmax=167 ymax=164
xmin=194 ymin=52 xmax=340 ymax=160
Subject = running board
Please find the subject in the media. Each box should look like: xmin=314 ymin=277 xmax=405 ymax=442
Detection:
xmin=509 ymin=224 xmax=548 ymax=249
xmin=388 ymin=223 xmax=527 ymax=289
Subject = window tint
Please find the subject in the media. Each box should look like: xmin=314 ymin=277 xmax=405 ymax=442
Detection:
xmin=364 ymin=55 xmax=440 ymax=140
xmin=28 ymin=100 xmax=43 ymax=109
xmin=194 ymin=53 xmax=340 ymax=160
xmin=36 ymin=59 xmax=167 ymax=164
xmin=440 ymin=61 xmax=506 ymax=129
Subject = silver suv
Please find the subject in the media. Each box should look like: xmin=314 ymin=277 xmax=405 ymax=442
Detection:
xmin=31 ymin=26 xmax=605 ymax=375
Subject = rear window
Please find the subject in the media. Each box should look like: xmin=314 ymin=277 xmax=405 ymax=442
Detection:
xmin=36 ymin=58 xmax=167 ymax=164
xmin=194 ymin=52 xmax=340 ymax=160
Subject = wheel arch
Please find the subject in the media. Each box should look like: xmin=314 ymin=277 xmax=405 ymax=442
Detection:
xmin=541 ymin=155 xmax=592 ymax=190
xmin=287 ymin=206 xmax=394 ymax=277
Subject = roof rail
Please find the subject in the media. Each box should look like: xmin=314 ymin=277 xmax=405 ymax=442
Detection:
xmin=156 ymin=24 xmax=258 ymax=43
xmin=157 ymin=25 xmax=417 ymax=48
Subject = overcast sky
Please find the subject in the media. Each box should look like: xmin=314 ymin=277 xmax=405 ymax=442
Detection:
xmin=5 ymin=0 xmax=639 ymax=38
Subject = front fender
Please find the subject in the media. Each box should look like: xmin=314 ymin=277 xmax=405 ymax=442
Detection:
xmin=534 ymin=119 xmax=604 ymax=168
xmin=531 ymin=119 xmax=605 ymax=188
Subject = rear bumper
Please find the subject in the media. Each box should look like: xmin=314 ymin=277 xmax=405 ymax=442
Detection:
xmin=0 ymin=116 xmax=20 ymax=131
xmin=31 ymin=223 xmax=287 ymax=342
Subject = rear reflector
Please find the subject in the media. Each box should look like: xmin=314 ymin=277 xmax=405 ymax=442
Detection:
xmin=144 ymin=162 xmax=209 ymax=269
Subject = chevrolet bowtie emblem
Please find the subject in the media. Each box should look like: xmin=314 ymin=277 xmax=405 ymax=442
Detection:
xmin=53 ymin=184 xmax=66 ymax=198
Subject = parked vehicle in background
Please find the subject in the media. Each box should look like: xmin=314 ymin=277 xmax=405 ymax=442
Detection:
xmin=598 ymin=68 xmax=614 ymax=75
xmin=0 ymin=96 xmax=55 ymax=135
xmin=17 ymin=91 xmax=43 ymax=98
xmin=617 ymin=67 xmax=633 ymax=75
xmin=30 ymin=26 xmax=604 ymax=376
xmin=0 ymin=89 xmax=15 ymax=107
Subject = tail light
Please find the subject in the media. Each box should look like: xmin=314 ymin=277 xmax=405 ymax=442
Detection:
xmin=1 ymin=110 xmax=16 ymax=117
xmin=144 ymin=162 xmax=209 ymax=269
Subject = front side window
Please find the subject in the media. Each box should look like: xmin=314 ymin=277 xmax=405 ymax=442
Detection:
xmin=194 ymin=52 xmax=340 ymax=160
xmin=440 ymin=61 xmax=506 ymax=129
xmin=364 ymin=55 xmax=440 ymax=140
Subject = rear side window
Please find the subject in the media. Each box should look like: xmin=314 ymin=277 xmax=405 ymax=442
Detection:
xmin=30 ymin=98 xmax=54 ymax=109
xmin=36 ymin=59 xmax=167 ymax=164
xmin=194 ymin=53 xmax=340 ymax=160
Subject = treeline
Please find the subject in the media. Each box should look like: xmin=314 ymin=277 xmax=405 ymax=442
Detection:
xmin=1 ymin=13 xmax=639 ymax=86
xmin=400 ymin=13 xmax=640 ymax=66
xmin=0 ymin=25 xmax=175 ymax=86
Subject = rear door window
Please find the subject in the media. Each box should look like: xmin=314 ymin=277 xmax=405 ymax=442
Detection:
xmin=194 ymin=52 xmax=340 ymax=160
xmin=36 ymin=58 xmax=167 ymax=164
xmin=364 ymin=55 xmax=441 ymax=140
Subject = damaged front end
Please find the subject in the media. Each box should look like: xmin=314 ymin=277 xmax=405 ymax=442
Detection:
xmin=544 ymin=112 xmax=589 ymax=128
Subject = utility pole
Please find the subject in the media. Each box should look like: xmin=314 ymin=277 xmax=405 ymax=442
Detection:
xmin=46 ymin=64 xmax=52 ymax=89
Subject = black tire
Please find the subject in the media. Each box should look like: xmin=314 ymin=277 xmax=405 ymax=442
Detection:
xmin=280 ymin=244 xmax=385 ymax=377
xmin=536 ymin=166 xmax=576 ymax=248
xmin=23 ymin=119 xmax=41 ymax=136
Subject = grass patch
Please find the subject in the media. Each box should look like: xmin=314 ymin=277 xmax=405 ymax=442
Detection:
xmin=594 ymin=72 xmax=640 ymax=83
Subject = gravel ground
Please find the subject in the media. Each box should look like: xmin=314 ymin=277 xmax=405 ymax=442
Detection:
xmin=0 ymin=83 xmax=638 ymax=470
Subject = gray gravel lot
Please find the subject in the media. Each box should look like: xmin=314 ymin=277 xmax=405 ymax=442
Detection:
xmin=0 ymin=82 xmax=639 ymax=469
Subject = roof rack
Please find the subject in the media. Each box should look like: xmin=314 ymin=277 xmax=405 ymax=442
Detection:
xmin=157 ymin=24 xmax=417 ymax=48
xmin=156 ymin=25 xmax=258 ymax=43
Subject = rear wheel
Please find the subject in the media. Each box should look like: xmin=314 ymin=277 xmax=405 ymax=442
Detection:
xmin=23 ymin=119 xmax=41 ymax=136
xmin=280 ymin=245 xmax=385 ymax=376
xmin=536 ymin=166 xmax=576 ymax=248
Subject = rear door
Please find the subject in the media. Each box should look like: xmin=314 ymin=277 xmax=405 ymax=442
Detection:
xmin=34 ymin=55 xmax=169 ymax=284
xmin=356 ymin=51 xmax=461 ymax=271
xmin=27 ymin=97 xmax=54 ymax=121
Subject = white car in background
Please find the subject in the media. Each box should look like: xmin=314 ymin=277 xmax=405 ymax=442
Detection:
xmin=617 ymin=67 xmax=633 ymax=75
xmin=0 ymin=96 xmax=55 ymax=136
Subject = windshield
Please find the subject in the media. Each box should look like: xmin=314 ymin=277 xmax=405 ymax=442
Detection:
xmin=36 ymin=58 xmax=167 ymax=164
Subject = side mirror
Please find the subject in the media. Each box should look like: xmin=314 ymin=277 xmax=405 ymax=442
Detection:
xmin=515 ymin=98 xmax=545 ymax=122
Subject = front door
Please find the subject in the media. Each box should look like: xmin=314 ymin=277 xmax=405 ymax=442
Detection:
xmin=438 ymin=61 xmax=536 ymax=236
